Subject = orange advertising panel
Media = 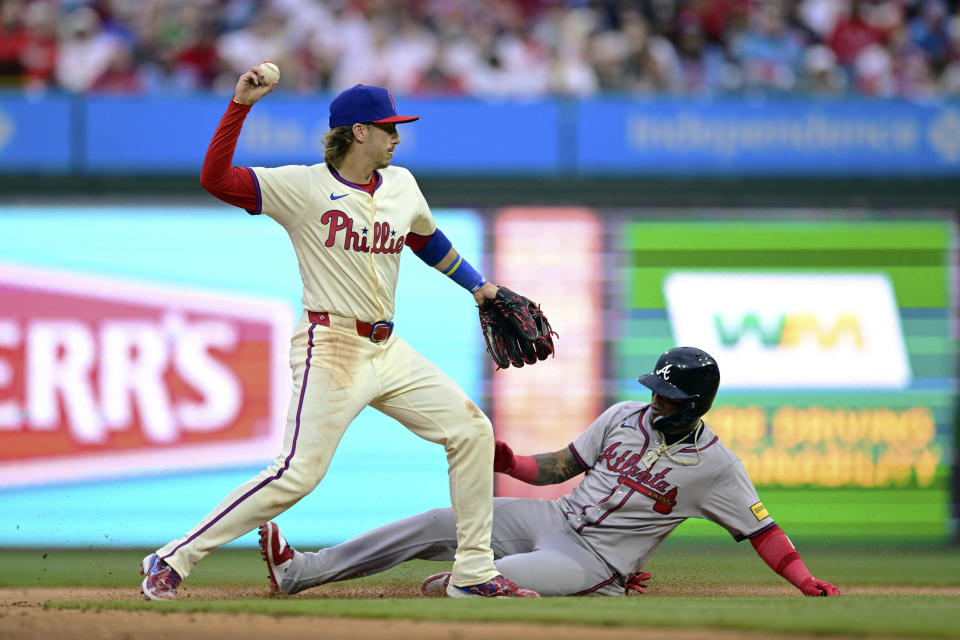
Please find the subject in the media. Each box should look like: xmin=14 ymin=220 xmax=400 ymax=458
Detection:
xmin=0 ymin=263 xmax=291 ymax=487
xmin=492 ymin=208 xmax=603 ymax=499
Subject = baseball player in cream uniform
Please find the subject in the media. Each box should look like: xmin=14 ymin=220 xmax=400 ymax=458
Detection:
xmin=258 ymin=348 xmax=842 ymax=598
xmin=139 ymin=63 xmax=537 ymax=599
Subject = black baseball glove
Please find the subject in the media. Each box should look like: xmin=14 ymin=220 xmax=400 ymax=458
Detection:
xmin=479 ymin=286 xmax=556 ymax=369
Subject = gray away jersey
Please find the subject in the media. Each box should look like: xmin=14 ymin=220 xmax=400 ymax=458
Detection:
xmin=557 ymin=401 xmax=774 ymax=577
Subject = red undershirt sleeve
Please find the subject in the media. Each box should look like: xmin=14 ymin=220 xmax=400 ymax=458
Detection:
xmin=199 ymin=100 xmax=260 ymax=214
xmin=405 ymin=231 xmax=432 ymax=252
xmin=506 ymin=455 xmax=539 ymax=484
xmin=750 ymin=524 xmax=813 ymax=588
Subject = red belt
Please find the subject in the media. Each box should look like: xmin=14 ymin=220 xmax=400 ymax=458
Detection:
xmin=307 ymin=311 xmax=394 ymax=343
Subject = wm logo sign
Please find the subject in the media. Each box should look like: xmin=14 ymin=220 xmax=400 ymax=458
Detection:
xmin=664 ymin=273 xmax=910 ymax=389
xmin=714 ymin=313 xmax=864 ymax=349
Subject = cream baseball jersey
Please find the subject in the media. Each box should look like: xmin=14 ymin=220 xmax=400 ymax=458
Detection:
xmin=250 ymin=163 xmax=437 ymax=321
xmin=558 ymin=401 xmax=774 ymax=577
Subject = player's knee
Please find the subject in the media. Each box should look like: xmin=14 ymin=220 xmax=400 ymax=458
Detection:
xmin=475 ymin=418 xmax=494 ymax=443
xmin=275 ymin=463 xmax=326 ymax=496
xmin=472 ymin=413 xmax=494 ymax=439
xmin=461 ymin=398 xmax=493 ymax=433
xmin=470 ymin=414 xmax=493 ymax=447
xmin=448 ymin=417 xmax=492 ymax=448
xmin=288 ymin=475 xmax=322 ymax=496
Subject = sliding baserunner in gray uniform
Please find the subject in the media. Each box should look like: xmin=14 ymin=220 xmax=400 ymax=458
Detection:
xmin=258 ymin=347 xmax=841 ymax=597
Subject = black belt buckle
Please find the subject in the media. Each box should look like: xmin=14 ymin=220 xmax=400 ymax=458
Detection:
xmin=369 ymin=321 xmax=394 ymax=343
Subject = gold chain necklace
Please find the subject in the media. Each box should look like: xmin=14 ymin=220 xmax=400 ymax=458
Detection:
xmin=642 ymin=420 xmax=705 ymax=469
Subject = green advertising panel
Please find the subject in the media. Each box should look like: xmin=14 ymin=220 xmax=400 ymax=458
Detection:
xmin=615 ymin=212 xmax=956 ymax=542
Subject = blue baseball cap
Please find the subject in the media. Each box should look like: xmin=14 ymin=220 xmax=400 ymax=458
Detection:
xmin=328 ymin=84 xmax=419 ymax=128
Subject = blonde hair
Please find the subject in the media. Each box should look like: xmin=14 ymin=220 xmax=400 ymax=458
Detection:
xmin=323 ymin=125 xmax=356 ymax=166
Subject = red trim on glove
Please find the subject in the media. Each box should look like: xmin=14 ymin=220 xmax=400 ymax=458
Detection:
xmin=750 ymin=525 xmax=812 ymax=588
xmin=508 ymin=455 xmax=538 ymax=484
xmin=200 ymin=100 xmax=259 ymax=212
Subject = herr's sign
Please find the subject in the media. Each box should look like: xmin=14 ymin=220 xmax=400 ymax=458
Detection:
xmin=0 ymin=263 xmax=292 ymax=487
xmin=664 ymin=272 xmax=911 ymax=389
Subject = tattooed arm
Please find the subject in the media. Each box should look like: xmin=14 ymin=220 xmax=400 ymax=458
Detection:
xmin=494 ymin=441 xmax=588 ymax=485
xmin=530 ymin=448 xmax=588 ymax=485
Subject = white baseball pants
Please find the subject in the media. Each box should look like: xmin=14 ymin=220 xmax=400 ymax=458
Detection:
xmin=157 ymin=311 xmax=499 ymax=587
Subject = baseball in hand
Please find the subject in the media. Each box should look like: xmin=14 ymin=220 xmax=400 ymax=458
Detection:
xmin=260 ymin=62 xmax=280 ymax=85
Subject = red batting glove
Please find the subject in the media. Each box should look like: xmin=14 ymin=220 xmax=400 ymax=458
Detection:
xmin=799 ymin=577 xmax=842 ymax=597
xmin=625 ymin=570 xmax=652 ymax=595
xmin=493 ymin=440 xmax=516 ymax=473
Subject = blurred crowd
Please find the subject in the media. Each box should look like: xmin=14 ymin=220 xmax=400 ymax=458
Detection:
xmin=1 ymin=0 xmax=959 ymax=99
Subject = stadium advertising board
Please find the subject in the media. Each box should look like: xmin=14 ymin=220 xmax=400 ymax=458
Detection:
xmin=2 ymin=94 xmax=959 ymax=175
xmin=0 ymin=262 xmax=291 ymax=488
xmin=0 ymin=206 xmax=954 ymax=544
xmin=577 ymin=99 xmax=960 ymax=176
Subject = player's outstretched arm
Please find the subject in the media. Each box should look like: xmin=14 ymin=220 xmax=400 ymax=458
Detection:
xmin=494 ymin=440 xmax=586 ymax=485
xmin=750 ymin=525 xmax=842 ymax=596
xmin=200 ymin=60 xmax=278 ymax=211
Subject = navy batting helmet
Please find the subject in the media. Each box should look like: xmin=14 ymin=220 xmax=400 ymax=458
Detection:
xmin=637 ymin=347 xmax=720 ymax=433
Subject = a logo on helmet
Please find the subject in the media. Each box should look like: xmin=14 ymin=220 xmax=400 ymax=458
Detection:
xmin=655 ymin=364 xmax=673 ymax=380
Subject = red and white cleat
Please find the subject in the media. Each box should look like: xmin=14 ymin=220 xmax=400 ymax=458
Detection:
xmin=420 ymin=571 xmax=452 ymax=596
xmin=258 ymin=522 xmax=295 ymax=593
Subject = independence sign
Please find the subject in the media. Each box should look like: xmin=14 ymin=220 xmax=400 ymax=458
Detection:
xmin=576 ymin=99 xmax=960 ymax=176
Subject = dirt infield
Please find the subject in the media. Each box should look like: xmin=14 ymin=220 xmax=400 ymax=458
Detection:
xmin=2 ymin=587 xmax=954 ymax=640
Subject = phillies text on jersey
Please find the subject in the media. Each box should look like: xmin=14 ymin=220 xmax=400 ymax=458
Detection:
xmin=251 ymin=163 xmax=436 ymax=321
